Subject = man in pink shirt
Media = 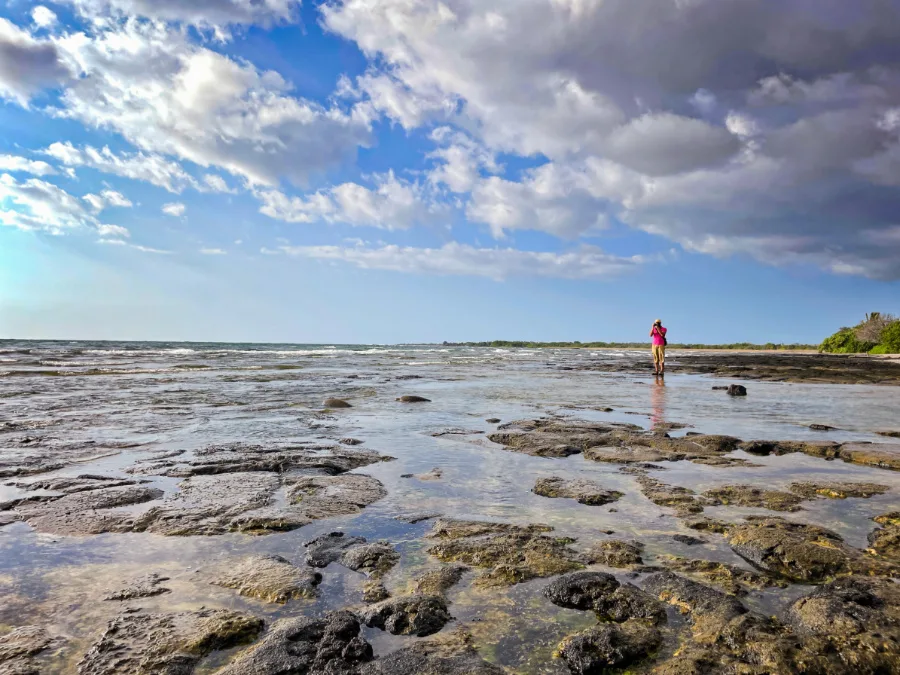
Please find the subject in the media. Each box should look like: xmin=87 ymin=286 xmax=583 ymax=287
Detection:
xmin=650 ymin=319 xmax=667 ymax=377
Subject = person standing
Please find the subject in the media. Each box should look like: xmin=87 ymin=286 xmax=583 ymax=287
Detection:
xmin=650 ymin=319 xmax=667 ymax=376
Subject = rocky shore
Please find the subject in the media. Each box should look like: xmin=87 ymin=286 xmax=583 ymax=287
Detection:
xmin=1 ymin=345 xmax=899 ymax=673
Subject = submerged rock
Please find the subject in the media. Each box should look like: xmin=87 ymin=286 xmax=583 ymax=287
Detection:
xmin=16 ymin=485 xmax=164 ymax=536
xmin=0 ymin=626 xmax=58 ymax=674
xmin=305 ymin=532 xmax=368 ymax=567
xmin=215 ymin=611 xmax=373 ymax=675
xmin=556 ymin=619 xmax=662 ymax=674
xmin=657 ymin=556 xmax=788 ymax=595
xmin=726 ymin=384 xmax=747 ymax=396
xmin=426 ymin=519 xmax=583 ymax=586
xmin=360 ymin=627 xmax=504 ymax=675
xmin=287 ymin=474 xmax=387 ymax=518
xmin=643 ymin=571 xmax=747 ymax=641
xmin=402 ymin=467 xmax=443 ymax=481
xmin=409 ymin=565 xmax=468 ymax=596
xmin=636 ymin=476 xmax=706 ymax=515
xmin=324 ymin=398 xmax=353 ymax=408
xmin=78 ymin=609 xmax=263 ymax=675
xmin=340 ymin=438 xmax=364 ymax=445
xmin=838 ymin=443 xmax=900 ymax=471
xmin=532 ymin=477 xmax=623 ymax=506
xmin=207 ymin=554 xmax=322 ymax=603
xmin=105 ymin=573 xmax=171 ymax=601
xmin=544 ymin=572 xmax=666 ymax=624
xmin=341 ymin=542 xmax=400 ymax=579
xmin=725 ymin=517 xmax=896 ymax=582
xmin=583 ymin=540 xmax=644 ymax=568
xmin=702 ymin=485 xmax=805 ymax=512
xmin=362 ymin=581 xmax=390 ymax=603
xmin=672 ymin=534 xmax=705 ymax=546
xmin=358 ymin=595 xmax=452 ymax=637
xmin=396 ymin=395 xmax=431 ymax=403
xmin=876 ymin=430 xmax=900 ymax=438
xmin=682 ymin=516 xmax=731 ymax=534
xmin=789 ymin=480 xmax=890 ymax=499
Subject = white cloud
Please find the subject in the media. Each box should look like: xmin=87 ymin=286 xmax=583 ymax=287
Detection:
xmin=96 ymin=223 xmax=130 ymax=238
xmin=61 ymin=0 xmax=299 ymax=30
xmin=0 ymin=154 xmax=56 ymax=176
xmin=428 ymin=128 xmax=500 ymax=193
xmin=0 ymin=173 xmax=92 ymax=232
xmin=99 ymin=238 xmax=170 ymax=254
xmin=43 ymin=142 xmax=199 ymax=193
xmin=51 ymin=20 xmax=370 ymax=186
xmin=162 ymin=202 xmax=186 ymax=217
xmin=257 ymin=172 xmax=440 ymax=230
xmin=0 ymin=18 xmax=72 ymax=104
xmin=202 ymin=174 xmax=234 ymax=194
xmin=31 ymin=7 xmax=58 ymax=29
xmin=83 ymin=189 xmax=133 ymax=212
xmin=278 ymin=242 xmax=648 ymax=280
xmin=200 ymin=248 xmax=227 ymax=255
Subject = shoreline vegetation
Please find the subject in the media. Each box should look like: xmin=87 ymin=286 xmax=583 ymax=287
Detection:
xmin=820 ymin=312 xmax=900 ymax=355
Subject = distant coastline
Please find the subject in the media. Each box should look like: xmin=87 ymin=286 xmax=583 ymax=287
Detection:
xmin=441 ymin=340 xmax=819 ymax=351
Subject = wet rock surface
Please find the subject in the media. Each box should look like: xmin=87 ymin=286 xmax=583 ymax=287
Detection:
xmin=0 ymin=626 xmax=59 ymax=674
xmin=105 ymin=573 xmax=171 ymax=601
xmin=305 ymin=532 xmax=368 ymax=567
xmin=78 ymin=609 xmax=264 ymax=675
xmin=360 ymin=627 xmax=505 ymax=675
xmin=701 ymin=484 xmax=806 ymax=511
xmin=657 ymin=556 xmax=788 ymax=595
xmin=215 ymin=611 xmax=373 ymax=675
xmin=788 ymin=480 xmax=890 ymax=499
xmin=636 ymin=476 xmax=706 ymax=515
xmin=556 ymin=619 xmax=662 ymax=674
xmin=532 ymin=477 xmax=623 ymax=505
xmin=426 ymin=519 xmax=584 ymax=586
xmin=725 ymin=517 xmax=896 ymax=581
xmin=583 ymin=540 xmax=644 ymax=568
xmin=304 ymin=534 xmax=399 ymax=578
xmin=358 ymin=594 xmax=452 ymax=637
xmin=396 ymin=395 xmax=430 ymax=403
xmin=207 ymin=554 xmax=322 ymax=603
xmin=409 ymin=565 xmax=468 ymax=596
xmin=544 ymin=571 xmax=666 ymax=624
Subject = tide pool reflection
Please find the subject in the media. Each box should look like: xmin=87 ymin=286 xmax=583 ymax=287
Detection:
xmin=650 ymin=375 xmax=667 ymax=429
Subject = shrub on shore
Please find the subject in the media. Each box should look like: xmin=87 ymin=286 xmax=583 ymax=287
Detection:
xmin=820 ymin=313 xmax=900 ymax=354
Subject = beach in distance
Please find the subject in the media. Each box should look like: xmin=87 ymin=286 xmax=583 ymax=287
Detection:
xmin=1 ymin=340 xmax=899 ymax=673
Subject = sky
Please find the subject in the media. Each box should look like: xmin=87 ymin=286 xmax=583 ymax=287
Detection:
xmin=1 ymin=0 xmax=900 ymax=345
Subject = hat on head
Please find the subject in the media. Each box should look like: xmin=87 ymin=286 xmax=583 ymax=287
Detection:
xmin=654 ymin=319 xmax=662 ymax=325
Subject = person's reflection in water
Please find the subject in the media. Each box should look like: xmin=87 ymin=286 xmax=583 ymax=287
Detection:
xmin=650 ymin=375 xmax=667 ymax=430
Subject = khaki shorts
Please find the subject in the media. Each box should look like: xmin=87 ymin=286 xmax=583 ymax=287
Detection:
xmin=652 ymin=344 xmax=666 ymax=364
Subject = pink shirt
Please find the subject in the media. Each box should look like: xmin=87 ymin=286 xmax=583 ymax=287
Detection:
xmin=651 ymin=326 xmax=667 ymax=346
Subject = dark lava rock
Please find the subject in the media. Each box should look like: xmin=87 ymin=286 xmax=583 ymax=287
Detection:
xmin=341 ymin=542 xmax=400 ymax=579
xmin=809 ymin=423 xmax=836 ymax=431
xmin=868 ymin=524 xmax=900 ymax=561
xmin=643 ymin=571 xmax=747 ymax=641
xmin=657 ymin=556 xmax=788 ymax=596
xmin=725 ymin=517 xmax=895 ymax=582
xmin=787 ymin=576 xmax=900 ymax=673
xmin=740 ymin=438 xmax=843 ymax=459
xmin=306 ymin=532 xmax=368 ymax=566
xmin=0 ymin=626 xmax=59 ymax=673
xmin=875 ymin=430 xmax=900 ymax=438
xmin=682 ymin=516 xmax=731 ymax=534
xmin=340 ymin=438 xmax=364 ymax=446
xmin=410 ymin=565 xmax=468 ymax=596
xmin=726 ymin=384 xmax=747 ymax=396
xmin=789 ymin=480 xmax=889 ymax=499
xmin=360 ymin=627 xmax=504 ymax=675
xmin=324 ymin=398 xmax=353 ymax=408
xmin=9 ymin=474 xmax=144 ymax=495
xmin=556 ymin=619 xmax=662 ymax=674
xmin=583 ymin=540 xmax=644 ymax=568
xmin=544 ymin=571 xmax=666 ymax=624
xmin=486 ymin=418 xmax=501 ymax=424
xmin=394 ymin=512 xmax=442 ymax=524
xmin=672 ymin=534 xmax=705 ymax=546
xmin=78 ymin=609 xmax=263 ymax=675
xmin=874 ymin=511 xmax=900 ymax=527
xmin=215 ymin=611 xmax=373 ymax=675
xmin=359 ymin=595 xmax=451 ymax=637
xmin=105 ymin=573 xmax=171 ymax=601
xmin=701 ymin=485 xmax=805 ymax=512
xmin=532 ymin=477 xmax=623 ymax=506
xmin=207 ymin=554 xmax=322 ymax=603
xmin=426 ymin=519 xmax=583 ymax=587
xmin=396 ymin=395 xmax=431 ymax=403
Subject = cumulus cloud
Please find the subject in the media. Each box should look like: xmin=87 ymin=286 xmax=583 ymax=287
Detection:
xmin=277 ymin=242 xmax=648 ymax=280
xmin=0 ymin=18 xmax=71 ymax=104
xmin=200 ymin=248 xmax=227 ymax=255
xmin=51 ymin=20 xmax=370 ymax=186
xmin=257 ymin=172 xmax=441 ymax=230
xmin=83 ymin=189 xmax=133 ymax=212
xmin=43 ymin=142 xmax=199 ymax=193
xmin=321 ymin=0 xmax=900 ymax=278
xmin=202 ymin=174 xmax=235 ymax=194
xmin=32 ymin=7 xmax=58 ymax=29
xmin=0 ymin=155 xmax=56 ymax=176
xmin=60 ymin=0 xmax=299 ymax=30
xmin=0 ymin=173 xmax=94 ymax=232
xmin=162 ymin=202 xmax=186 ymax=217
xmin=96 ymin=223 xmax=130 ymax=238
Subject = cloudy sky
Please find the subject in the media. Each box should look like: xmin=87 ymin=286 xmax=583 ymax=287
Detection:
xmin=2 ymin=0 xmax=900 ymax=344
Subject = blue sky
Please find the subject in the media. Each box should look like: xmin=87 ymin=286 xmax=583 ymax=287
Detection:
xmin=2 ymin=1 xmax=899 ymax=344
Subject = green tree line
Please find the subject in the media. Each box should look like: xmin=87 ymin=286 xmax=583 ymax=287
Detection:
xmin=819 ymin=313 xmax=900 ymax=354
